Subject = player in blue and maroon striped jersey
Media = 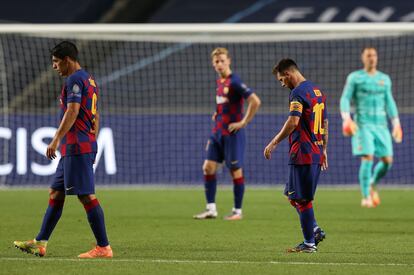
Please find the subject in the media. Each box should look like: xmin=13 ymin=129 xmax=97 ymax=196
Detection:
xmin=14 ymin=41 xmax=112 ymax=258
xmin=264 ymin=58 xmax=328 ymax=253
xmin=194 ymin=47 xmax=261 ymax=220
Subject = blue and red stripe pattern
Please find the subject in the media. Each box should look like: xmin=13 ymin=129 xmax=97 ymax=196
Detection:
xmin=288 ymin=80 xmax=327 ymax=165
xmin=59 ymin=69 xmax=98 ymax=156
xmin=213 ymin=73 xmax=252 ymax=136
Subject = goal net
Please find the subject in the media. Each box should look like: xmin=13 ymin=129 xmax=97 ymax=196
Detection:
xmin=0 ymin=23 xmax=413 ymax=186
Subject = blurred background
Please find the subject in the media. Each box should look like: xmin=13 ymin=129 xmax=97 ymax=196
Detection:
xmin=0 ymin=0 xmax=413 ymax=187
xmin=0 ymin=0 xmax=413 ymax=23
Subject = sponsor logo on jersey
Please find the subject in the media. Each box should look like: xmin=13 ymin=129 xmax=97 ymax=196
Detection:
xmin=223 ymin=86 xmax=229 ymax=94
xmin=216 ymin=95 xmax=229 ymax=104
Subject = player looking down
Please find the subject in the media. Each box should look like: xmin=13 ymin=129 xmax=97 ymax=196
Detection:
xmin=264 ymin=58 xmax=328 ymax=253
xmin=194 ymin=47 xmax=261 ymax=220
xmin=14 ymin=41 xmax=113 ymax=258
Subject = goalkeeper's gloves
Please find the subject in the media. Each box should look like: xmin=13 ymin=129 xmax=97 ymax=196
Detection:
xmin=341 ymin=112 xmax=357 ymax=137
xmin=392 ymin=117 xmax=403 ymax=143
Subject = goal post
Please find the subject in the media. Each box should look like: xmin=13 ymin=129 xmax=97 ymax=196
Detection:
xmin=0 ymin=23 xmax=413 ymax=186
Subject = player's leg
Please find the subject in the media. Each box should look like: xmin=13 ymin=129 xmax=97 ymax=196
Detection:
xmin=78 ymin=194 xmax=112 ymax=258
xmin=194 ymin=136 xmax=222 ymax=219
xmin=360 ymin=155 xmax=374 ymax=207
xmin=370 ymin=156 xmax=392 ymax=206
xmin=14 ymin=159 xmax=66 ymax=257
xmin=370 ymin=129 xmax=394 ymax=206
xmin=224 ymin=168 xmax=244 ymax=220
xmin=60 ymin=153 xmax=112 ymax=258
xmin=286 ymin=164 xmax=320 ymax=253
xmin=287 ymin=198 xmax=325 ymax=246
xmin=35 ymin=189 xmax=65 ymax=241
xmin=193 ymin=159 xmax=219 ymax=219
xmin=223 ymin=131 xmax=245 ymax=220
xmin=14 ymin=189 xmax=65 ymax=257
xmin=352 ymin=127 xmax=375 ymax=207
xmin=372 ymin=156 xmax=393 ymax=185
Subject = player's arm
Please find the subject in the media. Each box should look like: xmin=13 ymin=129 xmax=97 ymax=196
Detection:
xmin=264 ymin=115 xmax=299 ymax=160
xmin=340 ymin=73 xmax=357 ymax=136
xmin=229 ymin=93 xmax=261 ymax=132
xmin=212 ymin=111 xmax=217 ymax=121
xmin=264 ymin=97 xmax=302 ymax=160
xmin=93 ymin=111 xmax=100 ymax=138
xmin=322 ymin=118 xmax=329 ymax=170
xmin=385 ymin=77 xmax=402 ymax=143
xmin=46 ymin=102 xmax=80 ymax=159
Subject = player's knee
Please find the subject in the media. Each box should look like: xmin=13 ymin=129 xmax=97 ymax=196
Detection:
xmin=361 ymin=155 xmax=374 ymax=161
xmin=202 ymin=162 xmax=215 ymax=175
xmin=382 ymin=157 xmax=393 ymax=165
xmin=49 ymin=188 xmax=65 ymax=200
xmin=78 ymin=194 xmax=96 ymax=205
xmin=288 ymin=199 xmax=296 ymax=208
xmin=230 ymin=168 xmax=243 ymax=179
xmin=295 ymin=200 xmax=313 ymax=212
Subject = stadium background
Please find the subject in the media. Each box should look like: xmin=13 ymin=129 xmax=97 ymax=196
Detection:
xmin=1 ymin=0 xmax=413 ymax=186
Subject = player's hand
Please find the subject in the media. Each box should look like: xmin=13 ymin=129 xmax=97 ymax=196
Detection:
xmin=342 ymin=118 xmax=357 ymax=137
xmin=46 ymin=138 xmax=60 ymax=160
xmin=392 ymin=124 xmax=403 ymax=143
xmin=321 ymin=149 xmax=328 ymax=171
xmin=211 ymin=112 xmax=217 ymax=121
xmin=264 ymin=141 xmax=277 ymax=160
xmin=228 ymin=121 xmax=246 ymax=133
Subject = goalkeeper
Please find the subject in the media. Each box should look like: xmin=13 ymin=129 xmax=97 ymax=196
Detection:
xmin=340 ymin=46 xmax=403 ymax=208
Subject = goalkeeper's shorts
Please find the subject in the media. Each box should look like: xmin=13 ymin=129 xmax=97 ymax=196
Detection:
xmin=351 ymin=125 xmax=393 ymax=157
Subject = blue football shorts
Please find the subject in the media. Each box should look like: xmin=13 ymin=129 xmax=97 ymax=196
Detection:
xmin=50 ymin=153 xmax=96 ymax=195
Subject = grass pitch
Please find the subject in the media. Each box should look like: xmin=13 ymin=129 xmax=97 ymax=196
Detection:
xmin=0 ymin=188 xmax=413 ymax=275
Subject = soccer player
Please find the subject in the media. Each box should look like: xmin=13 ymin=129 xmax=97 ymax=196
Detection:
xmin=14 ymin=41 xmax=113 ymax=258
xmin=340 ymin=46 xmax=403 ymax=208
xmin=264 ymin=58 xmax=328 ymax=253
xmin=193 ymin=47 xmax=261 ymax=220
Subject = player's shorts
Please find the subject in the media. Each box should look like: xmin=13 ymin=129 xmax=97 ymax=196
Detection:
xmin=284 ymin=164 xmax=321 ymax=201
xmin=206 ymin=130 xmax=245 ymax=170
xmin=50 ymin=153 xmax=96 ymax=195
xmin=352 ymin=125 xmax=393 ymax=157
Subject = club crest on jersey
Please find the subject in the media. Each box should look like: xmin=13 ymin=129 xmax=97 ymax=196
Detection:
xmin=378 ymin=79 xmax=385 ymax=86
xmin=313 ymin=89 xmax=322 ymax=96
xmin=223 ymin=87 xmax=229 ymax=94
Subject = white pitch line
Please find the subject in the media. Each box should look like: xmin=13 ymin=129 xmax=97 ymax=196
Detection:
xmin=0 ymin=257 xmax=413 ymax=267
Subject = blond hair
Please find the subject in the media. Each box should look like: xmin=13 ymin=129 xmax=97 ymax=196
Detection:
xmin=211 ymin=47 xmax=230 ymax=59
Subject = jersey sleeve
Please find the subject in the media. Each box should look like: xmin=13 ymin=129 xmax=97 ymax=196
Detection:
xmin=340 ymin=73 xmax=355 ymax=113
xmin=231 ymin=78 xmax=253 ymax=99
xmin=289 ymin=89 xmax=304 ymax=117
xmin=66 ymin=75 xmax=84 ymax=104
xmin=384 ymin=76 xmax=399 ymax=119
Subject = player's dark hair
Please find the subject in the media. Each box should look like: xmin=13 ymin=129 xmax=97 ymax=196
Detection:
xmin=361 ymin=46 xmax=377 ymax=54
xmin=272 ymin=58 xmax=299 ymax=75
xmin=50 ymin=41 xmax=78 ymax=61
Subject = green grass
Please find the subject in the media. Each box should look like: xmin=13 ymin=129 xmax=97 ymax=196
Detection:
xmin=0 ymin=188 xmax=413 ymax=275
